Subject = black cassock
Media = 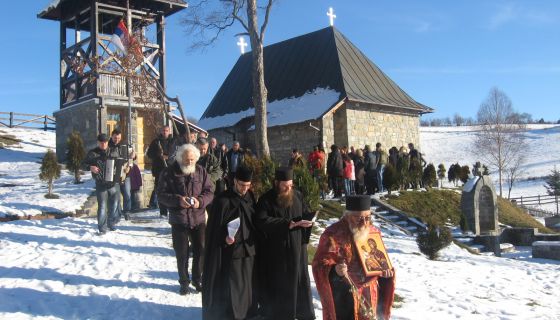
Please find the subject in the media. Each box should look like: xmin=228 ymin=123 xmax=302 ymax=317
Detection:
xmin=202 ymin=189 xmax=257 ymax=320
xmin=255 ymin=189 xmax=315 ymax=320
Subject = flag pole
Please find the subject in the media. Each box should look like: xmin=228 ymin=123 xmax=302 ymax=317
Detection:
xmin=126 ymin=0 xmax=132 ymax=150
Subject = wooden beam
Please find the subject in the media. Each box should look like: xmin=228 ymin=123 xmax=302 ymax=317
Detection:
xmin=60 ymin=19 xmax=66 ymax=108
xmin=91 ymin=0 xmax=98 ymax=100
xmin=157 ymin=15 xmax=166 ymax=92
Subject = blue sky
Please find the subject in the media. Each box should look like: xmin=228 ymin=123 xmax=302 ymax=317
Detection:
xmin=2 ymin=1 xmax=559 ymax=121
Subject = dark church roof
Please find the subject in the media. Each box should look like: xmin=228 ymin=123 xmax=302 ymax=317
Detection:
xmin=199 ymin=27 xmax=433 ymax=128
xmin=38 ymin=0 xmax=187 ymax=21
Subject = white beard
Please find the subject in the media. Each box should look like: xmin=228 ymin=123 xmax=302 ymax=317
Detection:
xmin=180 ymin=163 xmax=196 ymax=175
xmin=351 ymin=224 xmax=369 ymax=243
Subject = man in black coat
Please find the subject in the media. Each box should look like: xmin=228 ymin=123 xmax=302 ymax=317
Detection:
xmin=225 ymin=141 xmax=244 ymax=189
xmin=147 ymin=125 xmax=175 ymax=216
xmin=202 ymin=166 xmax=257 ymax=320
xmin=108 ymin=128 xmax=135 ymax=221
xmin=364 ymin=144 xmax=378 ymax=195
xmin=83 ymin=133 xmax=121 ymax=234
xmin=326 ymin=144 xmax=344 ymax=198
xmin=255 ymin=167 xmax=315 ymax=320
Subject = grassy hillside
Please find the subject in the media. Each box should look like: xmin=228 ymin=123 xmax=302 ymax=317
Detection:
xmin=385 ymin=189 xmax=555 ymax=233
xmin=385 ymin=190 xmax=462 ymax=225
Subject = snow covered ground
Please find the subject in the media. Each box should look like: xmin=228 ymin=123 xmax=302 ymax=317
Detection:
xmin=1 ymin=211 xmax=558 ymax=319
xmin=0 ymin=128 xmax=93 ymax=218
xmin=1 ymin=127 xmax=559 ymax=319
xmin=420 ymin=124 xmax=560 ymax=212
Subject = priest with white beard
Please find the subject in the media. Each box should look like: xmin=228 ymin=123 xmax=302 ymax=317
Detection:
xmin=312 ymin=195 xmax=395 ymax=320
xmin=157 ymin=143 xmax=214 ymax=295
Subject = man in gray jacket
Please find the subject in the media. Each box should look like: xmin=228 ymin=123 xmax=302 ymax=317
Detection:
xmin=157 ymin=143 xmax=214 ymax=294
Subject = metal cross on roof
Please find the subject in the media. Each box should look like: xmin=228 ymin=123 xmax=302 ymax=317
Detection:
xmin=327 ymin=7 xmax=336 ymax=26
xmin=237 ymin=37 xmax=248 ymax=54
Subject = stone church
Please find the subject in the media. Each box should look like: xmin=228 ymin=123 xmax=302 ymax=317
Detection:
xmin=198 ymin=26 xmax=433 ymax=164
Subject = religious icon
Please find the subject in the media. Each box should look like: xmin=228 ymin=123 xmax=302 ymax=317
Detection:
xmin=355 ymin=232 xmax=392 ymax=276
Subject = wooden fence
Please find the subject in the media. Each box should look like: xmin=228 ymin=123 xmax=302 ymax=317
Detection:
xmin=509 ymin=194 xmax=559 ymax=217
xmin=0 ymin=112 xmax=55 ymax=131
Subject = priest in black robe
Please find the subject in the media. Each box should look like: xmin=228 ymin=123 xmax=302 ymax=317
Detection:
xmin=202 ymin=166 xmax=257 ymax=320
xmin=255 ymin=167 xmax=316 ymax=320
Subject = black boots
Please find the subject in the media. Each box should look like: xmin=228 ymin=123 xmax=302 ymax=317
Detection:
xmin=179 ymin=282 xmax=189 ymax=295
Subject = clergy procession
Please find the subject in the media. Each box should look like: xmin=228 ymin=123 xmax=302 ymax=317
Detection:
xmin=34 ymin=0 xmax=412 ymax=318
xmin=138 ymin=127 xmax=396 ymax=320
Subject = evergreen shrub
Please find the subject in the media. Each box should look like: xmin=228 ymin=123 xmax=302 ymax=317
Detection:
xmin=416 ymin=223 xmax=452 ymax=260
xmin=39 ymin=149 xmax=61 ymax=198
xmin=66 ymin=130 xmax=85 ymax=184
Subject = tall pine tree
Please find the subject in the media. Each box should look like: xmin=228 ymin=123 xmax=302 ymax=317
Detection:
xmin=39 ymin=149 xmax=61 ymax=198
xmin=66 ymin=130 xmax=85 ymax=184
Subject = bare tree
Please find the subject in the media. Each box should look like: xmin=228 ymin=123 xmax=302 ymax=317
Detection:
xmin=453 ymin=113 xmax=464 ymax=126
xmin=472 ymin=87 xmax=527 ymax=197
xmin=182 ymin=0 xmax=274 ymax=158
xmin=505 ymin=151 xmax=526 ymax=199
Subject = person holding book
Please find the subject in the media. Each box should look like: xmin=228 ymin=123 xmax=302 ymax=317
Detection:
xmin=202 ymin=166 xmax=257 ymax=320
xmin=254 ymin=167 xmax=315 ymax=320
xmin=312 ymin=195 xmax=395 ymax=320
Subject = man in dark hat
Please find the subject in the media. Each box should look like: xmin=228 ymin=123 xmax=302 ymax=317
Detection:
xmin=255 ymin=167 xmax=315 ymax=320
xmin=147 ymin=125 xmax=176 ymax=215
xmin=312 ymin=195 xmax=395 ymax=320
xmin=83 ymin=133 xmax=121 ymax=234
xmin=202 ymin=165 xmax=257 ymax=319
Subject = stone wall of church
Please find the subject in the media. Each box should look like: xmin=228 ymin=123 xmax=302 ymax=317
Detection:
xmin=321 ymin=113 xmax=334 ymax=151
xmin=208 ymin=119 xmax=321 ymax=165
xmin=333 ymin=107 xmax=349 ymax=147
xmin=345 ymin=102 xmax=420 ymax=150
xmin=257 ymin=120 xmax=322 ymax=165
xmin=54 ymin=98 xmax=100 ymax=162
xmin=204 ymin=101 xmax=422 ymax=166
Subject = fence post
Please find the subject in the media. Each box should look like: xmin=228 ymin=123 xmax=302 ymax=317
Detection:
xmin=520 ymin=196 xmax=523 ymax=205
xmin=538 ymin=195 xmax=541 ymax=205
xmin=44 ymin=115 xmax=48 ymax=131
xmin=9 ymin=112 xmax=13 ymax=128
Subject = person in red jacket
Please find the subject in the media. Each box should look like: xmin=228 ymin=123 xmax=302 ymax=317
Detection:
xmin=342 ymin=154 xmax=355 ymax=197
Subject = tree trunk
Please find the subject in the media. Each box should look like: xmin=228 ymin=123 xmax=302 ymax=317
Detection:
xmin=247 ymin=0 xmax=270 ymax=158
xmin=74 ymin=170 xmax=81 ymax=184
xmin=48 ymin=179 xmax=53 ymax=196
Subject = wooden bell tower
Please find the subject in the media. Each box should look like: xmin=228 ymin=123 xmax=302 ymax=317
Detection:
xmin=38 ymin=0 xmax=187 ymax=168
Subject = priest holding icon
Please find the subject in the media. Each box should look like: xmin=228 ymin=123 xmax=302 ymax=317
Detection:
xmin=202 ymin=165 xmax=258 ymax=320
xmin=312 ymin=195 xmax=395 ymax=320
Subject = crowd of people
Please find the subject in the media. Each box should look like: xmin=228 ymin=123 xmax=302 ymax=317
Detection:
xmin=292 ymin=142 xmax=426 ymax=199
xmin=85 ymin=126 xmax=397 ymax=319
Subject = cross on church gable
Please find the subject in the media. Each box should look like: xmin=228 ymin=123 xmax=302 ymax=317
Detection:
xmin=327 ymin=7 xmax=336 ymax=26
xmin=237 ymin=37 xmax=248 ymax=54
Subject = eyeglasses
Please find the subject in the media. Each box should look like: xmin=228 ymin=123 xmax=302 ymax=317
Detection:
xmin=356 ymin=215 xmax=371 ymax=223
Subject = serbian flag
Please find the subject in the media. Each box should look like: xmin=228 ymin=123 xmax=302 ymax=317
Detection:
xmin=110 ymin=20 xmax=129 ymax=53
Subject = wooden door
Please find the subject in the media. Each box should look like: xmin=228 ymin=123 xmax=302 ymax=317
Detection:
xmin=136 ymin=115 xmax=145 ymax=169
xmin=107 ymin=109 xmax=127 ymax=139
